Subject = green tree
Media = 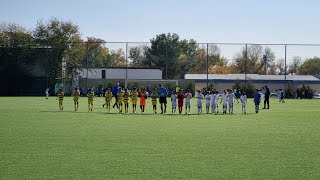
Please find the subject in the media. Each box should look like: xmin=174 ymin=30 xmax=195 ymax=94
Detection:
xmin=299 ymin=57 xmax=320 ymax=75
xmin=145 ymin=33 xmax=197 ymax=79
xmin=0 ymin=23 xmax=35 ymax=64
xmin=0 ymin=23 xmax=37 ymax=95
xmin=33 ymin=18 xmax=82 ymax=85
xmin=129 ymin=45 xmax=148 ymax=67
xmin=83 ymin=37 xmax=108 ymax=68
xmin=107 ymin=49 xmax=126 ymax=67
xmin=190 ymin=44 xmax=227 ymax=74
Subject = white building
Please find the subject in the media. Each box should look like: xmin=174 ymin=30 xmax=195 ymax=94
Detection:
xmin=78 ymin=67 xmax=162 ymax=80
xmin=185 ymin=74 xmax=320 ymax=93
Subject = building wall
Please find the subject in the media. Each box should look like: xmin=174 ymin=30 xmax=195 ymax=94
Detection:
xmin=78 ymin=68 xmax=162 ymax=80
xmin=195 ymin=82 xmax=320 ymax=93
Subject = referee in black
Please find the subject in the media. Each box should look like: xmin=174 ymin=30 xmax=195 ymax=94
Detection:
xmin=263 ymin=85 xmax=270 ymax=109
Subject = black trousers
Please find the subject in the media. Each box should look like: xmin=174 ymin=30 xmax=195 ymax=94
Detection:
xmin=113 ymin=95 xmax=118 ymax=108
xmin=264 ymin=98 xmax=269 ymax=108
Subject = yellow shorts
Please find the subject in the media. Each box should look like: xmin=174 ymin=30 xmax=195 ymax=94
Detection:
xmin=73 ymin=97 xmax=79 ymax=103
xmin=88 ymin=100 xmax=93 ymax=104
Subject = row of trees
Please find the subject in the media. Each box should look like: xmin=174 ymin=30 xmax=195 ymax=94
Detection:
xmin=1 ymin=18 xmax=320 ymax=86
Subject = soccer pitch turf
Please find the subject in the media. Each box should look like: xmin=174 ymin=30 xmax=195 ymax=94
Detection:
xmin=0 ymin=97 xmax=320 ymax=179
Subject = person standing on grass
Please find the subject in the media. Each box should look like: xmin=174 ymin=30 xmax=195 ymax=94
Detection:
xmin=177 ymin=89 xmax=184 ymax=114
xmin=205 ymin=91 xmax=211 ymax=114
xmin=171 ymin=90 xmax=177 ymax=114
xmin=151 ymin=88 xmax=158 ymax=114
xmin=195 ymin=89 xmax=204 ymax=114
xmin=87 ymin=89 xmax=95 ymax=112
xmin=235 ymin=89 xmax=241 ymax=103
xmin=279 ymin=89 xmax=285 ymax=103
xmin=112 ymin=82 xmax=121 ymax=109
xmin=263 ymin=85 xmax=271 ymax=109
xmin=185 ymin=89 xmax=192 ymax=115
xmin=123 ymin=88 xmax=130 ymax=113
xmin=158 ymin=84 xmax=168 ymax=114
xmin=240 ymin=91 xmax=247 ymax=114
xmin=56 ymin=88 xmax=64 ymax=110
xmin=117 ymin=87 xmax=124 ymax=113
xmin=227 ymin=89 xmax=235 ymax=114
xmin=221 ymin=90 xmax=228 ymax=114
xmin=103 ymin=88 xmax=112 ymax=113
xmin=210 ymin=91 xmax=218 ymax=114
xmin=139 ymin=88 xmax=147 ymax=113
xmin=45 ymin=87 xmax=50 ymax=99
xmin=254 ymin=89 xmax=261 ymax=113
xmin=131 ymin=87 xmax=139 ymax=114
xmin=72 ymin=87 xmax=80 ymax=111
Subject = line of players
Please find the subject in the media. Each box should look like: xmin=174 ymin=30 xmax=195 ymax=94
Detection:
xmin=56 ymin=86 xmax=251 ymax=114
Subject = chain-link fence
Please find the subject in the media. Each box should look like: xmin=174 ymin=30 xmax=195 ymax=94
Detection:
xmin=1 ymin=42 xmax=320 ymax=97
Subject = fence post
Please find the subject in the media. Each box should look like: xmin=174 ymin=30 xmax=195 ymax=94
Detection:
xmin=125 ymin=42 xmax=128 ymax=88
xmin=284 ymin=44 xmax=287 ymax=92
xmin=85 ymin=41 xmax=88 ymax=89
xmin=165 ymin=41 xmax=168 ymax=80
xmin=206 ymin=43 xmax=209 ymax=89
xmin=245 ymin=44 xmax=248 ymax=88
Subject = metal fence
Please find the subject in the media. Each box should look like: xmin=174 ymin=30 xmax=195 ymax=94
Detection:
xmin=1 ymin=42 xmax=320 ymax=96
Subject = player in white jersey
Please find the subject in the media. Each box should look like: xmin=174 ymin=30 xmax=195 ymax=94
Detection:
xmin=195 ymin=89 xmax=204 ymax=114
xmin=171 ymin=90 xmax=177 ymax=114
xmin=227 ymin=89 xmax=235 ymax=114
xmin=184 ymin=89 xmax=192 ymax=115
xmin=240 ymin=91 xmax=247 ymax=114
xmin=210 ymin=91 xmax=218 ymax=114
xmin=220 ymin=90 xmax=228 ymax=114
xmin=204 ymin=91 xmax=211 ymax=114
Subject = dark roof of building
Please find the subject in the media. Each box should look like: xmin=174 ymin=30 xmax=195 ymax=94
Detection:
xmin=185 ymin=74 xmax=320 ymax=81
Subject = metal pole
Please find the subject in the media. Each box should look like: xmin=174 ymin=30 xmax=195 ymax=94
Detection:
xmin=206 ymin=43 xmax=209 ymax=89
xmin=245 ymin=44 xmax=248 ymax=88
xmin=125 ymin=43 xmax=128 ymax=88
xmin=284 ymin=45 xmax=287 ymax=92
xmin=86 ymin=42 xmax=88 ymax=89
xmin=165 ymin=41 xmax=168 ymax=80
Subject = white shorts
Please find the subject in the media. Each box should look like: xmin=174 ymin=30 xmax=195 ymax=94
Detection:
xmin=185 ymin=100 xmax=191 ymax=106
xmin=197 ymin=101 xmax=202 ymax=107
xmin=172 ymin=102 xmax=177 ymax=107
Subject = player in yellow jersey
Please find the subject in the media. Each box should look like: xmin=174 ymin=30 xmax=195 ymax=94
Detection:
xmin=150 ymin=88 xmax=158 ymax=114
xmin=131 ymin=87 xmax=138 ymax=113
xmin=103 ymin=88 xmax=112 ymax=113
xmin=72 ymin=87 xmax=80 ymax=111
xmin=117 ymin=87 xmax=124 ymax=113
xmin=87 ymin=89 xmax=95 ymax=112
xmin=123 ymin=88 xmax=130 ymax=113
xmin=56 ymin=89 xmax=64 ymax=110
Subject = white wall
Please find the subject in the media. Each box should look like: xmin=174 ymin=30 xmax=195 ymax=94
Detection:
xmin=78 ymin=68 xmax=162 ymax=80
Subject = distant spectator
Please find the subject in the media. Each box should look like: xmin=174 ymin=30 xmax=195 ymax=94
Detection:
xmin=45 ymin=87 xmax=50 ymax=99
xmin=263 ymin=85 xmax=270 ymax=109
xmin=254 ymin=89 xmax=261 ymax=113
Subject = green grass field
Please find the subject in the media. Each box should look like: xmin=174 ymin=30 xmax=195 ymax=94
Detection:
xmin=1 ymin=97 xmax=320 ymax=179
